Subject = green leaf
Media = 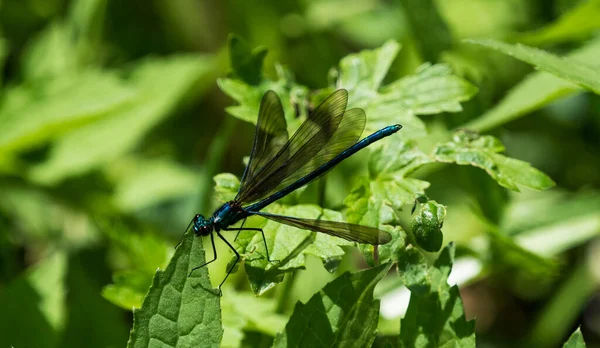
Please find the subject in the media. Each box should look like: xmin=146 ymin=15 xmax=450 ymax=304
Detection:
xmin=345 ymin=140 xmax=430 ymax=263
xmin=487 ymin=227 xmax=558 ymax=281
xmin=61 ymin=248 xmax=129 ymax=347
xmin=228 ymin=34 xmax=268 ymax=85
xmin=0 ymin=71 xmax=136 ymax=154
xmin=20 ymin=22 xmax=78 ymax=81
xmin=102 ymin=270 xmax=149 ymax=310
xmin=464 ymin=37 xmax=600 ymax=131
xmin=505 ymin=191 xmax=600 ymax=256
xmin=218 ymin=36 xmax=304 ymax=128
xmin=516 ymin=0 xmax=600 ymax=46
xmin=273 ymin=263 xmax=393 ymax=348
xmin=214 ymin=172 xmax=241 ymax=202
xmin=563 ymin=327 xmax=586 ymax=348
xmin=401 ymin=0 xmax=452 ymax=62
xmin=221 ymin=290 xmax=288 ymax=347
xmin=411 ymin=201 xmax=446 ymax=252
xmin=128 ymin=230 xmax=223 ymax=348
xmin=335 ymin=41 xmax=477 ymax=138
xmin=400 ymin=244 xmax=476 ymax=348
xmin=30 ymin=54 xmax=215 ymax=184
xmin=103 ymin=225 xmax=172 ymax=309
xmin=0 ymin=252 xmax=67 ymax=348
xmin=108 ymin=157 xmax=200 ymax=212
xmin=433 ymin=130 xmax=555 ymax=191
xmin=466 ymin=38 xmax=600 ymax=94
xmin=235 ymin=204 xmax=354 ymax=295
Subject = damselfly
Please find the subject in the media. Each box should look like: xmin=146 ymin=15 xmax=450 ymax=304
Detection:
xmin=185 ymin=89 xmax=401 ymax=291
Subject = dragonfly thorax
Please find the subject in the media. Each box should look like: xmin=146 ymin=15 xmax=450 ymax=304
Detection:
xmin=192 ymin=214 xmax=214 ymax=236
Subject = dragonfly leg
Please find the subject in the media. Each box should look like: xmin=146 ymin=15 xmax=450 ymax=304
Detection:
xmin=176 ymin=214 xmax=197 ymax=249
xmin=224 ymin=227 xmax=279 ymax=265
xmin=234 ymin=218 xmax=248 ymax=241
xmin=188 ymin=231 xmax=217 ymax=277
xmin=216 ymin=231 xmax=240 ymax=295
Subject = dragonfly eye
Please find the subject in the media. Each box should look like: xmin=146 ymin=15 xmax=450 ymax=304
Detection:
xmin=198 ymin=225 xmax=213 ymax=236
xmin=193 ymin=215 xmax=211 ymax=236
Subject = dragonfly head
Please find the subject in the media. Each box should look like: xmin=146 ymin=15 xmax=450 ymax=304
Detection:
xmin=192 ymin=214 xmax=213 ymax=236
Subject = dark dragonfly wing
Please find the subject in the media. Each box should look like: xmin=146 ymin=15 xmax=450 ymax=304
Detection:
xmin=239 ymin=90 xmax=289 ymax=189
xmin=236 ymin=89 xmax=365 ymax=204
xmin=251 ymin=211 xmax=392 ymax=245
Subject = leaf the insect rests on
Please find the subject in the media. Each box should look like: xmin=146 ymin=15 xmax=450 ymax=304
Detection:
xmin=127 ymin=230 xmax=222 ymax=348
xmin=433 ymin=130 xmax=555 ymax=191
xmin=232 ymin=203 xmax=354 ymax=296
xmin=273 ymin=262 xmax=393 ymax=348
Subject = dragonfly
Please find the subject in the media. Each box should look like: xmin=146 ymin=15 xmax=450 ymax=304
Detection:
xmin=185 ymin=89 xmax=402 ymax=291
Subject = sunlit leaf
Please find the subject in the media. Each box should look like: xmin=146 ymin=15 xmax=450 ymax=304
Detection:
xmin=400 ymin=244 xmax=476 ymax=347
xmin=467 ymin=39 xmax=600 ymax=94
xmin=517 ymin=0 xmax=600 ymax=46
xmin=20 ymin=22 xmax=78 ymax=81
xmin=108 ymin=157 xmax=200 ymax=212
xmin=273 ymin=263 xmax=392 ymax=348
xmin=0 ymin=71 xmax=136 ymax=154
xmin=562 ymin=327 xmax=587 ymax=348
xmin=221 ymin=290 xmax=287 ymax=347
xmin=335 ymin=41 xmax=477 ymax=137
xmin=345 ymin=140 xmax=430 ymax=263
xmin=233 ymin=204 xmax=354 ymax=295
xmin=465 ymin=37 xmax=600 ymax=131
xmin=433 ymin=130 xmax=555 ymax=191
xmin=128 ymin=230 xmax=222 ymax=348
xmin=506 ymin=191 xmax=600 ymax=256
xmin=102 ymin=270 xmax=149 ymax=310
xmin=30 ymin=54 xmax=215 ymax=184
xmin=214 ymin=172 xmax=241 ymax=202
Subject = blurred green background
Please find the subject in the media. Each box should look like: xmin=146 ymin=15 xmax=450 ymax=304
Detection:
xmin=1 ymin=0 xmax=600 ymax=347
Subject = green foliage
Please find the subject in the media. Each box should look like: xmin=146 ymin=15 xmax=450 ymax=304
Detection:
xmin=0 ymin=252 xmax=66 ymax=348
xmin=128 ymin=230 xmax=222 ymax=348
xmin=516 ymin=0 xmax=600 ymax=46
xmin=2 ymin=1 xmax=598 ymax=347
xmin=465 ymin=37 xmax=600 ymax=131
xmin=399 ymin=244 xmax=476 ymax=347
xmin=563 ymin=327 xmax=587 ymax=348
xmin=433 ymin=130 xmax=555 ymax=191
xmin=336 ymin=41 xmax=478 ymax=137
xmin=273 ymin=263 xmax=392 ymax=348
xmin=467 ymin=39 xmax=600 ymax=94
